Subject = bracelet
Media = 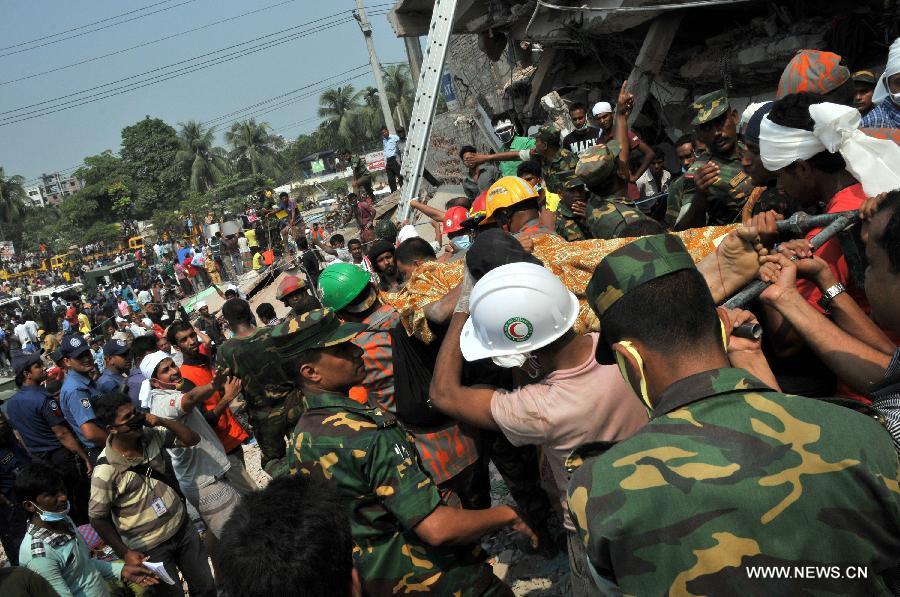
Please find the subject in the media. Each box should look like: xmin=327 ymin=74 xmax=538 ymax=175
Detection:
xmin=817 ymin=282 xmax=846 ymax=312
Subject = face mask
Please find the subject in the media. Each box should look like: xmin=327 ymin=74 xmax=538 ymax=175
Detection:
xmin=451 ymin=235 xmax=472 ymax=251
xmin=30 ymin=500 xmax=70 ymax=522
xmin=496 ymin=129 xmax=515 ymax=144
xmin=151 ymin=378 xmax=183 ymax=391
xmin=613 ymin=341 xmax=652 ymax=413
xmin=891 ymin=92 xmax=900 ymax=107
xmin=574 ymin=121 xmax=588 ymax=131
xmin=492 ymin=352 xmax=528 ymax=369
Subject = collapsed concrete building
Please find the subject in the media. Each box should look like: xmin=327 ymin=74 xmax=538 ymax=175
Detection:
xmin=389 ymin=0 xmax=898 ymax=178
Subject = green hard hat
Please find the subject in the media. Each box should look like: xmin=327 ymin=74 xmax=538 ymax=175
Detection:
xmin=317 ymin=263 xmax=371 ymax=311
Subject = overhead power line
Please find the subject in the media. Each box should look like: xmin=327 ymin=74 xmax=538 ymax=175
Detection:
xmin=0 ymin=0 xmax=201 ymax=59
xmin=0 ymin=0 xmax=308 ymax=86
xmin=0 ymin=11 xmax=391 ymax=127
xmin=0 ymin=0 xmax=178 ymax=52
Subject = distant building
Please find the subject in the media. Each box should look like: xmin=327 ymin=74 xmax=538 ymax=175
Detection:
xmin=27 ymin=173 xmax=83 ymax=207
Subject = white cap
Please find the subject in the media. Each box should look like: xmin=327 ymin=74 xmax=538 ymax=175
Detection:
xmin=396 ymin=225 xmax=419 ymax=244
xmin=115 ymin=316 xmax=126 ymax=323
xmin=591 ymin=101 xmax=612 ymax=116
xmin=196 ymin=300 xmax=208 ymax=310
xmin=226 ymin=284 xmax=238 ymax=293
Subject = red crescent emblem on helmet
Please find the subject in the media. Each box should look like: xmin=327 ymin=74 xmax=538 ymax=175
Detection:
xmin=508 ymin=322 xmax=527 ymax=339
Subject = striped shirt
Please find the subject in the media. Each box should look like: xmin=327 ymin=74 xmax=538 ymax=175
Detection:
xmin=871 ymin=348 xmax=900 ymax=453
xmin=88 ymin=429 xmax=185 ymax=551
xmin=861 ymin=100 xmax=900 ymax=130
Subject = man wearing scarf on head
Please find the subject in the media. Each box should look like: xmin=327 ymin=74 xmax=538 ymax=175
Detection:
xmin=862 ymin=37 xmax=900 ymax=131
xmin=758 ymin=92 xmax=900 ymax=398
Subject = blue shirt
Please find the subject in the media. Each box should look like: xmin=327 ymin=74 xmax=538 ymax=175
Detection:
xmin=59 ymin=371 xmax=100 ymax=448
xmin=6 ymin=385 xmax=66 ymax=453
xmin=382 ymin=134 xmax=401 ymax=159
xmin=0 ymin=437 xmax=31 ymax=497
xmin=861 ymin=99 xmax=900 ymax=129
xmin=126 ymin=367 xmax=145 ymax=408
xmin=95 ymin=369 xmax=125 ymax=395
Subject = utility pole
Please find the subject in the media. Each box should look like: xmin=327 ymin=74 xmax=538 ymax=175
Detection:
xmin=404 ymin=37 xmax=423 ymax=85
xmin=353 ymin=0 xmax=396 ymax=134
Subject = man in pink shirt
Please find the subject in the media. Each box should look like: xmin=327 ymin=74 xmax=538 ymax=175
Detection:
xmin=429 ymin=261 xmax=647 ymax=597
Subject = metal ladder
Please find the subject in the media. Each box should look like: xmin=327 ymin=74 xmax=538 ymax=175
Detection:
xmin=396 ymin=0 xmax=458 ymax=222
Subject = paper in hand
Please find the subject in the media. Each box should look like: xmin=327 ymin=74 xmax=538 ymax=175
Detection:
xmin=144 ymin=561 xmax=177 ymax=585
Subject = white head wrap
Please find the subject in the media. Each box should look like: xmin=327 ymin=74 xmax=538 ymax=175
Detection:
xmin=138 ymin=351 xmax=172 ymax=409
xmin=759 ymin=102 xmax=900 ymax=197
xmin=873 ymin=37 xmax=900 ymax=105
xmin=396 ymin=225 xmax=419 ymax=244
xmin=591 ymin=101 xmax=612 ymax=116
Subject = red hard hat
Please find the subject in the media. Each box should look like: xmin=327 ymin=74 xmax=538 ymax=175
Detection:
xmin=442 ymin=206 xmax=469 ymax=235
xmin=276 ymin=275 xmax=305 ymax=301
xmin=470 ymin=190 xmax=487 ymax=217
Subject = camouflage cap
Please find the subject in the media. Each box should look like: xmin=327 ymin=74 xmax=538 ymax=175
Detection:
xmin=532 ymin=124 xmax=561 ymax=144
xmin=776 ymin=50 xmax=850 ymax=99
xmin=574 ymin=141 xmax=621 ymax=187
xmin=270 ymin=308 xmax=367 ymax=360
xmin=852 ymin=69 xmax=877 ymax=86
xmin=586 ymin=234 xmax=695 ymax=363
xmin=690 ymin=89 xmax=730 ymax=126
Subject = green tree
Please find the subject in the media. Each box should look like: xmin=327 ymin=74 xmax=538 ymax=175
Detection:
xmin=0 ymin=166 xmax=26 ymax=235
xmin=225 ymin=119 xmax=282 ymax=178
xmin=176 ymin=121 xmax=229 ymax=194
xmin=75 ymin=151 xmax=128 ymax=186
xmin=318 ymin=85 xmax=362 ymax=142
xmin=383 ymin=64 xmax=415 ymax=128
xmin=120 ymin=116 xmax=187 ymax=217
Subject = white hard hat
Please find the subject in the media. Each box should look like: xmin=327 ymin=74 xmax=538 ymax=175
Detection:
xmin=196 ymin=300 xmax=208 ymax=310
xmin=460 ymin=262 xmax=579 ymax=361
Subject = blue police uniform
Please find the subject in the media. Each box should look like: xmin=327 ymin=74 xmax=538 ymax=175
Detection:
xmin=59 ymin=370 xmax=100 ymax=452
xmin=95 ymin=369 xmax=125 ymax=395
xmin=5 ymin=386 xmax=66 ymax=453
xmin=0 ymin=420 xmax=30 ymax=565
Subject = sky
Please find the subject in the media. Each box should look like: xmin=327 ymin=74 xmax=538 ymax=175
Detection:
xmin=0 ymin=0 xmax=408 ymax=186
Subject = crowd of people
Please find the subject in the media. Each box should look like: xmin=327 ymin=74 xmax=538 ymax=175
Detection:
xmin=1 ymin=38 xmax=900 ymax=597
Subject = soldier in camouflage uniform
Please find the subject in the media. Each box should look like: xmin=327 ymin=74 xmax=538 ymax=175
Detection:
xmin=272 ymin=309 xmax=535 ymax=596
xmin=217 ymin=299 xmax=301 ymax=477
xmin=566 ymin=234 xmax=900 ymax=595
xmin=676 ymin=90 xmax=754 ymax=229
xmin=343 ymin=148 xmax=374 ymax=202
xmin=555 ymin=143 xmax=650 ymax=241
xmin=532 ymin=125 xmax=580 ymax=196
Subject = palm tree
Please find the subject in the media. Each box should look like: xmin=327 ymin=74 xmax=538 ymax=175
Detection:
xmin=176 ymin=121 xmax=229 ymax=194
xmin=225 ymin=119 xmax=282 ymax=177
xmin=0 ymin=167 xmax=26 ymax=232
xmin=318 ymin=85 xmax=362 ymax=141
xmin=383 ymin=64 xmax=415 ymax=128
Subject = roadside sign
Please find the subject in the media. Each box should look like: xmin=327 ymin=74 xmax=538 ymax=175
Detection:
xmin=365 ymin=150 xmax=385 ymax=172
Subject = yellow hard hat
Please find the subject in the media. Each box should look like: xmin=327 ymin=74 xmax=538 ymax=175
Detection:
xmin=481 ymin=176 xmax=540 ymax=225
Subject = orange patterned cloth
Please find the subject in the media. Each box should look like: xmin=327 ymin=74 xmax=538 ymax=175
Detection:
xmin=385 ymin=226 xmax=738 ymax=342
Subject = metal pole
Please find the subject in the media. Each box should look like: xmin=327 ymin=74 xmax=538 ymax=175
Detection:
xmin=722 ymin=212 xmax=859 ymax=309
xmin=354 ymin=0 xmax=396 ymax=135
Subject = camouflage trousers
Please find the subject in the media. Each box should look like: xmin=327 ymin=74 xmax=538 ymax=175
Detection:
xmin=250 ymin=401 xmax=301 ymax=478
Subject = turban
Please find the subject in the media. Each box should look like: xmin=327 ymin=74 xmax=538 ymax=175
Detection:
xmin=759 ymin=102 xmax=900 ymax=197
xmin=873 ymin=37 xmax=900 ymax=105
xmin=138 ymin=350 xmax=172 ymax=409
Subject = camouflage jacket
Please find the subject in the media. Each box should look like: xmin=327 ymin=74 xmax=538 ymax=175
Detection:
xmin=540 ymin=148 xmax=580 ymax=195
xmin=555 ymin=203 xmax=589 ymax=242
xmin=291 ymin=390 xmax=509 ymax=596
xmin=217 ymin=327 xmax=299 ymax=411
xmin=584 ymin=195 xmax=650 ymax=240
xmin=349 ymin=155 xmax=370 ymax=180
xmin=567 ymin=367 xmax=900 ymax=596
xmin=682 ymin=150 xmax=753 ymax=225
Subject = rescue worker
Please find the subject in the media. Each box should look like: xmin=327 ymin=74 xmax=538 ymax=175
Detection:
xmin=272 ymin=308 xmax=536 ymax=596
xmin=567 ymin=234 xmax=900 ymax=594
xmin=479 ymin=176 xmax=555 ymax=241
xmin=275 ymin=275 xmax=319 ymax=317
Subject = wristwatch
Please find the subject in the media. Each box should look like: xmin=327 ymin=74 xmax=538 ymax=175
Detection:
xmin=817 ymin=282 xmax=846 ymax=312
